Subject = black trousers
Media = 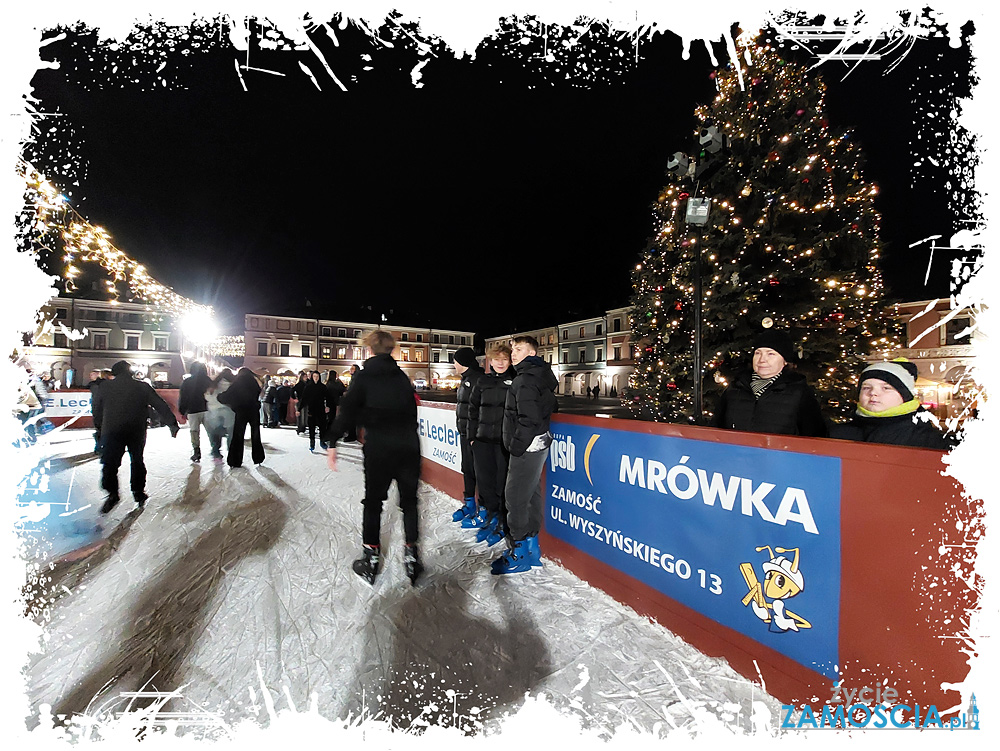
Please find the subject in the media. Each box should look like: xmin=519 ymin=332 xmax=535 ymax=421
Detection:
xmin=471 ymin=440 xmax=510 ymax=522
xmin=504 ymin=448 xmax=549 ymax=540
xmin=459 ymin=434 xmax=477 ymax=499
xmin=101 ymin=429 xmax=147 ymax=497
xmin=307 ymin=409 xmax=327 ymax=446
xmin=229 ymin=408 xmax=265 ymax=467
xmin=361 ymin=444 xmax=421 ymax=546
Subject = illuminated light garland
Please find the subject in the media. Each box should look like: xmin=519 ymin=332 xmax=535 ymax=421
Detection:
xmin=19 ymin=160 xmax=214 ymax=321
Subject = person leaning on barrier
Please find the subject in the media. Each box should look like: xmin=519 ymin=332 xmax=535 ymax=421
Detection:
xmin=829 ymin=358 xmax=956 ymax=450
xmin=710 ymin=329 xmax=827 ymax=437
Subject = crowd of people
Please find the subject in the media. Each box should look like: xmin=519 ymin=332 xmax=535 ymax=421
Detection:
xmin=71 ymin=325 xmax=956 ymax=587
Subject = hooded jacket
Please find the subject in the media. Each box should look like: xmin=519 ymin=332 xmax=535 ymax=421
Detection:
xmin=178 ymin=362 xmax=212 ymax=416
xmin=218 ymin=369 xmax=263 ymax=414
xmin=325 ymin=354 xmax=418 ymax=452
xmin=503 ymin=355 xmax=559 ymax=457
xmin=455 ymin=362 xmax=486 ymax=437
xmin=710 ymin=368 xmax=827 ymax=437
xmin=300 ymin=378 xmax=332 ymax=414
xmin=469 ymin=364 xmax=517 ymax=444
xmin=93 ymin=360 xmax=179 ymax=435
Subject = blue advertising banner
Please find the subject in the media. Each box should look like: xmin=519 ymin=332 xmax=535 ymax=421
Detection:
xmin=546 ymin=420 xmax=841 ymax=679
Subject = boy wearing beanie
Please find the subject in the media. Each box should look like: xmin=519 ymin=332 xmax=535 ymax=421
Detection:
xmin=830 ymin=358 xmax=955 ymax=450
xmin=451 ymin=346 xmax=485 ymax=524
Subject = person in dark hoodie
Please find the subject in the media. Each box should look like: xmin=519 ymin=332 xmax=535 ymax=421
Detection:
xmin=276 ymin=379 xmax=293 ymax=425
xmin=292 ymin=371 xmax=309 ymax=435
xmin=710 ymin=328 xmax=827 ymax=437
xmin=466 ymin=341 xmax=518 ymax=547
xmin=218 ymin=367 xmax=266 ymax=467
xmin=491 ymin=335 xmax=558 ymax=575
xmin=86 ymin=368 xmax=107 ymax=455
xmin=92 ymin=360 xmax=179 ymax=514
xmin=325 ymin=330 xmax=423 ymax=586
xmin=301 ymin=370 xmax=332 ymax=452
xmin=830 ymin=358 xmax=955 ymax=450
xmin=451 ymin=346 xmax=485 ymax=525
xmin=178 ymin=361 xmax=213 ymax=462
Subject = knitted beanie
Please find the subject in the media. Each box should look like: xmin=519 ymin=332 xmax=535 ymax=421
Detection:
xmin=752 ymin=329 xmax=796 ymax=363
xmin=859 ymin=358 xmax=919 ymax=401
xmin=453 ymin=347 xmax=478 ymax=368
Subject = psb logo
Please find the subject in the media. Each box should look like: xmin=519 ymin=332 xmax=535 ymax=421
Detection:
xmin=551 ymin=433 xmax=601 ymax=485
xmin=740 ymin=545 xmax=812 ymax=633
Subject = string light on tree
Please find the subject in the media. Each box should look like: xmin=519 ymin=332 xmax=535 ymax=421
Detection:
xmin=627 ymin=31 xmax=898 ymax=423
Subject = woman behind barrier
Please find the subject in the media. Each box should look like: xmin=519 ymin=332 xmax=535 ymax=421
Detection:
xmin=710 ymin=329 xmax=827 ymax=437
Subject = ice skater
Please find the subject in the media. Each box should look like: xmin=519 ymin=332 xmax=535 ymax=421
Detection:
xmin=178 ymin=361 xmax=213 ymax=462
xmin=218 ymin=367 xmax=266 ymax=468
xmin=92 ymin=360 xmax=179 ymax=513
xmin=452 ymin=346 xmax=484 ymax=524
xmin=325 ymin=330 xmax=423 ymax=585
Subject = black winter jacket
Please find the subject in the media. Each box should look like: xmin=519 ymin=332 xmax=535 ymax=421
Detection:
xmin=218 ymin=371 xmax=263 ymax=417
xmin=503 ymin=356 xmax=559 ymax=457
xmin=830 ymin=408 xmax=955 ymax=450
xmin=300 ymin=379 xmax=331 ymax=414
xmin=93 ymin=369 xmax=178 ymax=436
xmin=326 ymin=378 xmax=346 ymax=407
xmin=178 ymin=367 xmax=212 ymax=416
xmin=469 ymin=366 xmax=517 ymax=444
xmin=262 ymin=383 xmax=277 ymax=404
xmin=711 ymin=369 xmax=828 ymax=437
xmin=276 ymin=385 xmax=292 ymax=404
xmin=326 ymin=354 xmax=419 ymax=453
xmin=292 ymin=378 xmax=309 ymax=402
xmin=455 ymin=363 xmax=486 ymax=437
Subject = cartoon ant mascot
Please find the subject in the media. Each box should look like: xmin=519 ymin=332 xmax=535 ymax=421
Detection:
xmin=740 ymin=546 xmax=811 ymax=633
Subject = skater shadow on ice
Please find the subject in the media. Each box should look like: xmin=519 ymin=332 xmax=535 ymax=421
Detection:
xmin=342 ymin=571 xmax=552 ymax=734
xmin=49 ymin=495 xmax=289 ymax=723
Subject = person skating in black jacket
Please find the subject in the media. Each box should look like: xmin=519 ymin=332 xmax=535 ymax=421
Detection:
xmin=710 ymin=329 xmax=827 ymax=437
xmin=301 ymin=370 xmax=333 ymax=451
xmin=466 ymin=342 xmax=518 ymax=546
xmin=830 ymin=359 xmax=956 ymax=450
xmin=93 ymin=360 xmax=179 ymax=513
xmin=292 ymin=371 xmax=309 ymax=435
xmin=178 ymin=361 xmax=213 ymax=462
xmin=325 ymin=331 xmax=423 ymax=585
xmin=452 ymin=347 xmax=485 ymax=524
xmin=218 ymin=368 xmax=266 ymax=467
xmin=491 ymin=335 xmax=558 ymax=575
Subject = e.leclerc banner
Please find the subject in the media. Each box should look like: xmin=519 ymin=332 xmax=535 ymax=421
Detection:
xmin=417 ymin=405 xmax=462 ymax=473
xmin=546 ymin=421 xmax=841 ymax=679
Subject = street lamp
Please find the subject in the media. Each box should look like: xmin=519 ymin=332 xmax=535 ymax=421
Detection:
xmin=685 ymin=195 xmax=711 ymax=424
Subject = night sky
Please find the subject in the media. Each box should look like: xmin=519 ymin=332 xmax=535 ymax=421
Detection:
xmin=24 ymin=16 xmax=977 ymax=341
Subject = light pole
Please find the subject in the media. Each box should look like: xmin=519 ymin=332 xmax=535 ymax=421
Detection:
xmin=685 ymin=195 xmax=711 ymax=424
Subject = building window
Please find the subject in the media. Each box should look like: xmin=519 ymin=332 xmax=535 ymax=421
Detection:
xmin=945 ymin=317 xmax=972 ymax=346
xmin=614 ymin=345 xmax=621 ymax=361
xmin=548 ymin=334 xmax=554 ymax=344
xmin=449 ymin=335 xmax=455 ymax=344
xmin=126 ymin=334 xmax=140 ymax=351
xmin=562 ymin=352 xmax=568 ymax=364
xmin=338 ymin=328 xmax=347 ymax=337
xmin=301 ymin=344 xmax=311 ymax=358
xmin=433 ymin=334 xmax=440 ymax=343
xmin=562 ymin=330 xmax=568 ymax=340
xmin=53 ymin=333 xmax=67 ymax=348
xmin=416 ymin=334 xmax=423 ymax=342
xmin=579 ymin=326 xmax=585 ymax=337
xmin=96 ymin=310 xmax=112 ymax=321
xmin=401 ymin=349 xmax=410 ymax=362
xmin=613 ymin=318 xmax=622 ymax=332
xmin=447 ymin=351 xmax=455 ymax=363
xmin=579 ymin=350 xmax=586 ymax=363
xmin=321 ymin=327 xmax=332 ymax=337
xmin=258 ymin=342 xmax=268 ymax=356
xmin=433 ymin=352 xmax=440 ymax=363
xmin=401 ymin=332 xmax=408 ymax=342
xmin=337 ymin=346 xmax=347 ymax=359
xmin=321 ymin=345 xmax=332 ymax=359
xmin=353 ymin=347 xmax=362 ymax=360
xmin=271 ymin=343 xmax=278 ymax=356
xmin=124 ymin=312 xmax=142 ymax=324
xmin=597 ymin=348 xmax=603 ymax=361
xmin=277 ymin=343 xmax=288 ymax=357
xmin=55 ymin=308 xmax=68 ymax=320
xmin=461 ymin=336 xmax=467 ymax=345
xmin=596 ymin=324 xmax=603 ymax=336
xmin=154 ymin=336 xmax=168 ymax=352
xmin=353 ymin=329 xmax=362 ymax=338
xmin=415 ymin=349 xmax=424 ymax=362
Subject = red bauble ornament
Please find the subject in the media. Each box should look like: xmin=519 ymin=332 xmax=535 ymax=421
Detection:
xmin=679 ymin=192 xmax=689 ymax=200
xmin=667 ymin=382 xmax=678 ymax=391
xmin=768 ymin=279 xmax=780 ymax=286
xmin=802 ymin=178 xmax=810 ymax=183
xmin=796 ymin=108 xmax=805 ymax=116
xmin=852 ymin=223 xmax=859 ymax=230
xmin=768 ymin=151 xmax=779 ymax=161
xmin=709 ymin=71 xmax=717 ymax=79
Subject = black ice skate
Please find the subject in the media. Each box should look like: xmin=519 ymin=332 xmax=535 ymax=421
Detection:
xmin=352 ymin=545 xmax=380 ymax=585
xmin=134 ymin=491 xmax=149 ymax=508
xmin=404 ymin=544 xmax=424 ymax=586
xmin=100 ymin=493 xmax=120 ymax=515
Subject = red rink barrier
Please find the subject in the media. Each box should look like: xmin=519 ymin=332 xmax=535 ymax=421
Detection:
xmin=41 ymin=388 xmax=183 ymax=430
xmin=416 ymin=402 xmax=977 ymax=712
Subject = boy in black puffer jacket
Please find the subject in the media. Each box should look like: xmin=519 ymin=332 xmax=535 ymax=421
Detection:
xmin=451 ymin=347 xmax=485 ymax=524
xmin=466 ymin=342 xmax=518 ymax=547
xmin=492 ymin=335 xmax=558 ymax=575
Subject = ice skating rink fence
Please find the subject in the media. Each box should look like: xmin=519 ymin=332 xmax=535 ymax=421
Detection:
xmin=417 ymin=402 xmax=976 ymax=713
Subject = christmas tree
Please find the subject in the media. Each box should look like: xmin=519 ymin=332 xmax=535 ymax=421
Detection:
xmin=628 ymin=34 xmax=896 ymax=424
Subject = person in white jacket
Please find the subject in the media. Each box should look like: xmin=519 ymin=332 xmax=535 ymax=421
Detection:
xmin=204 ymin=368 xmax=236 ymax=462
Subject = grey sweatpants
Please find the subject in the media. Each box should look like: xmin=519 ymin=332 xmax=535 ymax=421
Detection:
xmin=503 ymin=447 xmax=549 ymax=540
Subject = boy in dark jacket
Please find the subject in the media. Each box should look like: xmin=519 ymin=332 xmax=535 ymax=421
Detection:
xmin=452 ymin=347 xmax=485 ymax=524
xmin=466 ymin=342 xmax=517 ymax=546
xmin=326 ymin=331 xmax=423 ymax=585
xmin=178 ymin=361 xmax=213 ymax=462
xmin=93 ymin=360 xmax=179 ymax=513
xmin=492 ymin=335 xmax=558 ymax=575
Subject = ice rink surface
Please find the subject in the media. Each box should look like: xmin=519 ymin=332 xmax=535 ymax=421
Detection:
xmin=18 ymin=424 xmax=781 ymax=737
